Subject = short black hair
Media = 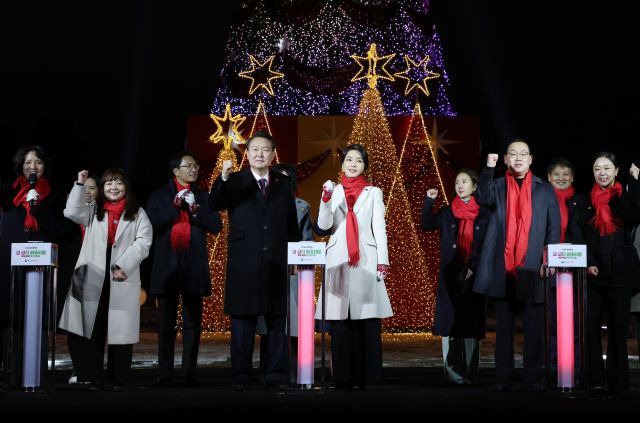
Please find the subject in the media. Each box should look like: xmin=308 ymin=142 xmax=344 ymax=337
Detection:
xmin=593 ymin=151 xmax=619 ymax=168
xmin=505 ymin=138 xmax=531 ymax=154
xmin=169 ymin=151 xmax=197 ymax=173
xmin=547 ymin=157 xmax=575 ymax=175
xmin=246 ymin=131 xmax=276 ymax=150
xmin=272 ymin=163 xmax=297 ymax=191
xmin=341 ymin=144 xmax=369 ymax=170
xmin=12 ymin=145 xmax=52 ymax=179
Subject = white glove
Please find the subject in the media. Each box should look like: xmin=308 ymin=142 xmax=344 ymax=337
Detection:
xmin=184 ymin=192 xmax=196 ymax=205
xmin=26 ymin=189 xmax=39 ymax=203
xmin=176 ymin=188 xmax=189 ymax=199
xmin=322 ymin=180 xmax=335 ymax=193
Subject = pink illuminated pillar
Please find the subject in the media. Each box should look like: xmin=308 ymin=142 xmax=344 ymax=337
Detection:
xmin=556 ymin=272 xmax=575 ymax=388
xmin=297 ymin=269 xmax=315 ymax=385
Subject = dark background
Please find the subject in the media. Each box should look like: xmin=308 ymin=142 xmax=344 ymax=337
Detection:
xmin=1 ymin=1 xmax=637 ymax=197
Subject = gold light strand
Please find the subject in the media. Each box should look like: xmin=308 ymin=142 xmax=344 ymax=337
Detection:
xmin=238 ymin=55 xmax=285 ymax=96
xmin=346 ymin=87 xmax=434 ymax=330
xmin=350 ymin=43 xmax=396 ymax=89
xmin=393 ymin=54 xmax=441 ymax=97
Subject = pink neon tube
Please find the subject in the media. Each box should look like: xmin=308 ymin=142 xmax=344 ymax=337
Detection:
xmin=556 ymin=271 xmax=575 ymax=388
xmin=297 ymin=269 xmax=315 ymax=384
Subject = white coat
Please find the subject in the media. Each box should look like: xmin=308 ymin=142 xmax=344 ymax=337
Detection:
xmin=315 ymin=184 xmax=393 ymax=320
xmin=58 ymin=183 xmax=152 ymax=344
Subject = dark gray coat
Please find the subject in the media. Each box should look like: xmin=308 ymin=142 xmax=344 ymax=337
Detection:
xmin=473 ymin=167 xmax=561 ymax=302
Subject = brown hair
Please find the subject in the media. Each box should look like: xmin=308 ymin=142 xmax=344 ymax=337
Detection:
xmin=95 ymin=168 xmax=140 ymax=221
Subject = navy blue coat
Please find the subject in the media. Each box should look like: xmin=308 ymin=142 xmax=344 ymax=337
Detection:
xmin=147 ymin=180 xmax=222 ymax=296
xmin=473 ymin=167 xmax=561 ymax=302
xmin=422 ymin=196 xmax=490 ymax=338
xmin=209 ymin=168 xmax=301 ymax=315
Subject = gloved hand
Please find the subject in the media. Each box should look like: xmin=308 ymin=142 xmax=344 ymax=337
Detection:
xmin=377 ymin=264 xmax=389 ymax=281
xmin=322 ymin=180 xmax=335 ymax=203
xmin=26 ymin=189 xmax=39 ymax=204
xmin=174 ymin=188 xmax=189 ymax=207
xmin=184 ymin=192 xmax=196 ymax=205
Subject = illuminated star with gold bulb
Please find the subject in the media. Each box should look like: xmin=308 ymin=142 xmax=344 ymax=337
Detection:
xmin=351 ymin=43 xmax=396 ymax=89
xmin=394 ymin=54 xmax=441 ymax=96
xmin=209 ymin=103 xmax=246 ymax=150
xmin=238 ymin=55 xmax=285 ymax=96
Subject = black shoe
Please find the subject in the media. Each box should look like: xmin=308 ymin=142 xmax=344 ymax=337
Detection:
xmin=111 ymin=384 xmax=123 ymax=392
xmin=527 ymin=383 xmax=545 ymax=392
xmin=87 ymin=382 xmax=101 ymax=392
xmin=231 ymin=383 xmax=246 ymax=392
xmin=155 ymin=375 xmax=173 ymax=385
xmin=329 ymin=383 xmax=351 ymax=391
xmin=264 ymin=380 xmax=287 ymax=391
xmin=496 ymin=383 xmax=512 ymax=392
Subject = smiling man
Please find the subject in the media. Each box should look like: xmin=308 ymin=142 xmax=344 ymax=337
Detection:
xmin=209 ymin=131 xmax=301 ymax=391
xmin=473 ymin=139 xmax=561 ymax=392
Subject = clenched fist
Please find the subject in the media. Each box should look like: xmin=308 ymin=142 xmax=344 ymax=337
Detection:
xmin=322 ymin=180 xmax=335 ymax=203
xmin=221 ymin=160 xmax=233 ymax=180
xmin=487 ymin=154 xmax=499 ymax=168
xmin=426 ymin=188 xmax=438 ymax=199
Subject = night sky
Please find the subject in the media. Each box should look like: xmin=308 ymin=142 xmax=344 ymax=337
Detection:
xmin=1 ymin=1 xmax=637 ymax=198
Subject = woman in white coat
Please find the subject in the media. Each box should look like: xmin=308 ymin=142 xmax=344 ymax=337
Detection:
xmin=59 ymin=168 xmax=152 ymax=391
xmin=315 ymin=144 xmax=392 ymax=390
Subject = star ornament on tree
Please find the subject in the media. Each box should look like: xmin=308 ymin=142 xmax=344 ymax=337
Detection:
xmin=238 ymin=55 xmax=285 ymax=96
xmin=351 ymin=43 xmax=396 ymax=89
xmin=209 ymin=103 xmax=246 ymax=151
xmin=394 ymin=54 xmax=441 ymax=96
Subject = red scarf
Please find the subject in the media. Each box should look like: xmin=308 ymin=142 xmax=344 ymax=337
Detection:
xmin=12 ymin=175 xmax=51 ymax=231
xmin=341 ymin=174 xmax=370 ymax=267
xmin=170 ymin=176 xmax=191 ymax=252
xmin=103 ymin=198 xmax=127 ymax=246
xmin=504 ymin=171 xmax=533 ymax=276
xmin=589 ymin=181 xmax=622 ymax=236
xmin=451 ymin=196 xmax=480 ymax=263
xmin=553 ymin=186 xmax=574 ymax=242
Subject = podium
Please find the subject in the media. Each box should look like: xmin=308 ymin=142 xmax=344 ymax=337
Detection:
xmin=287 ymin=242 xmax=326 ymax=391
xmin=8 ymin=242 xmax=58 ymax=391
xmin=544 ymin=244 xmax=587 ymax=392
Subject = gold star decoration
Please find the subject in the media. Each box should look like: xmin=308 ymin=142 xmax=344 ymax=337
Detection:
xmin=351 ymin=43 xmax=396 ymax=89
xmin=238 ymin=55 xmax=285 ymax=96
xmin=393 ymin=54 xmax=441 ymax=96
xmin=209 ymin=103 xmax=246 ymax=150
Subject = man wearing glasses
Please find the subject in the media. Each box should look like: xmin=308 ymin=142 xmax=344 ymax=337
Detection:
xmin=474 ymin=139 xmax=561 ymax=392
xmin=147 ymin=151 xmax=222 ymax=386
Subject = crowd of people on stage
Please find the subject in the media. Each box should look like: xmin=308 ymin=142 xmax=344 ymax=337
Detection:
xmin=0 ymin=135 xmax=639 ymax=395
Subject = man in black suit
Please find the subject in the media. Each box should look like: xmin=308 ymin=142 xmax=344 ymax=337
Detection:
xmin=147 ymin=151 xmax=222 ymax=385
xmin=474 ymin=140 xmax=561 ymax=392
xmin=209 ymin=132 xmax=300 ymax=390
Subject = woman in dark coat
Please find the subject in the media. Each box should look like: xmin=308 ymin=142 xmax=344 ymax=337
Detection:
xmin=581 ymin=152 xmax=640 ymax=394
xmin=422 ymin=169 xmax=490 ymax=385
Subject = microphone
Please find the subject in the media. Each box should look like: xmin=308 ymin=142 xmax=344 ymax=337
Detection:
xmin=28 ymin=172 xmax=38 ymax=206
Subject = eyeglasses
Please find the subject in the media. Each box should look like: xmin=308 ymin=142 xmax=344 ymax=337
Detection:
xmin=180 ymin=163 xmax=200 ymax=171
xmin=507 ymin=152 xmax=530 ymax=159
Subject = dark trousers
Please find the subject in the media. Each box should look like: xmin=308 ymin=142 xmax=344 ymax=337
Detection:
xmin=78 ymin=270 xmax=132 ymax=385
xmin=586 ymin=285 xmax=631 ymax=391
xmin=230 ymin=315 xmax=285 ymax=385
xmin=330 ymin=317 xmax=382 ymax=386
xmin=157 ymin=277 xmax=203 ymax=379
xmin=494 ymin=298 xmax=544 ymax=385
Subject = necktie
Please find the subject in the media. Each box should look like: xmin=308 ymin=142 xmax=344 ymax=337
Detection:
xmin=259 ymin=178 xmax=267 ymax=198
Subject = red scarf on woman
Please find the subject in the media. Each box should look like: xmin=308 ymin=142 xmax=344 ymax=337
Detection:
xmin=589 ymin=181 xmax=622 ymax=236
xmin=341 ymin=174 xmax=370 ymax=267
xmin=12 ymin=175 xmax=51 ymax=231
xmin=451 ymin=196 xmax=480 ymax=263
xmin=553 ymin=186 xmax=574 ymax=242
xmin=504 ymin=171 xmax=533 ymax=276
xmin=103 ymin=198 xmax=127 ymax=246
xmin=170 ymin=176 xmax=191 ymax=252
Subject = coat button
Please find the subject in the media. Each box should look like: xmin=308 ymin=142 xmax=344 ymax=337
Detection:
xmin=452 ymin=244 xmax=456 ymax=248
xmin=451 ymin=224 xmax=456 ymax=228
xmin=476 ymin=226 xmax=480 ymax=230
xmin=262 ymin=246 xmax=268 ymax=251
xmin=263 ymin=225 xmax=268 ymax=230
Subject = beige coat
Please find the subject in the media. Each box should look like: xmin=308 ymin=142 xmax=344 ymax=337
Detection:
xmin=58 ymin=183 xmax=152 ymax=344
xmin=315 ymin=184 xmax=393 ymax=320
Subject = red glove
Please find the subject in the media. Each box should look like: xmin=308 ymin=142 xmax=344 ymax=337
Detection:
xmin=377 ymin=264 xmax=389 ymax=281
xmin=322 ymin=180 xmax=334 ymax=203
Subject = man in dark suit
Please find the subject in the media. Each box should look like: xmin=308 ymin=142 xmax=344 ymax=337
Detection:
xmin=209 ymin=132 xmax=301 ymax=390
xmin=147 ymin=151 xmax=222 ymax=385
xmin=474 ymin=139 xmax=561 ymax=391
